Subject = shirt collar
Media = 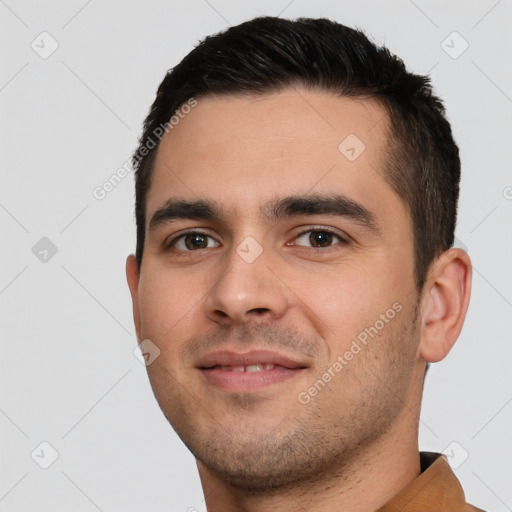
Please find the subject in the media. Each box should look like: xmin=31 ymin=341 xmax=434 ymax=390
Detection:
xmin=377 ymin=452 xmax=470 ymax=512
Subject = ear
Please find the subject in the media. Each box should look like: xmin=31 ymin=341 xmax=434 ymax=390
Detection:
xmin=418 ymin=248 xmax=472 ymax=363
xmin=126 ymin=254 xmax=142 ymax=343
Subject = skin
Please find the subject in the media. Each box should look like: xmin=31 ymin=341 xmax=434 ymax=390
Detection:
xmin=126 ymin=88 xmax=472 ymax=512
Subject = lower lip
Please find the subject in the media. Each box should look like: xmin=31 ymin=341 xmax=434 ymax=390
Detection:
xmin=199 ymin=366 xmax=304 ymax=392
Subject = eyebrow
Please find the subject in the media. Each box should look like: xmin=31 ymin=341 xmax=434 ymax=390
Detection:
xmin=149 ymin=199 xmax=221 ymax=231
xmin=262 ymin=194 xmax=380 ymax=234
xmin=148 ymin=194 xmax=380 ymax=235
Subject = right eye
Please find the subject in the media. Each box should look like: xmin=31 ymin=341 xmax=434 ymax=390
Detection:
xmin=168 ymin=231 xmax=220 ymax=251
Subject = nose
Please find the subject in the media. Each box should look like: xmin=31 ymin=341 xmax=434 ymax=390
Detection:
xmin=204 ymin=243 xmax=290 ymax=326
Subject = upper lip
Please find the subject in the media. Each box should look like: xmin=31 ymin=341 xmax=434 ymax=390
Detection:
xmin=196 ymin=349 xmax=308 ymax=369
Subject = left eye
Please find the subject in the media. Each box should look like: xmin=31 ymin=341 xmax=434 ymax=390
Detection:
xmin=171 ymin=232 xmax=219 ymax=251
xmin=294 ymin=230 xmax=345 ymax=248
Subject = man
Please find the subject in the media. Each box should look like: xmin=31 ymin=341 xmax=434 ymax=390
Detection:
xmin=126 ymin=17 xmax=483 ymax=511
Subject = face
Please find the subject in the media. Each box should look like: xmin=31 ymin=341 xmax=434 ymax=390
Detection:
xmin=127 ymin=88 xmax=426 ymax=490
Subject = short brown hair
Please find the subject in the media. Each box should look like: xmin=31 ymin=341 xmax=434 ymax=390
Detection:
xmin=132 ymin=16 xmax=460 ymax=291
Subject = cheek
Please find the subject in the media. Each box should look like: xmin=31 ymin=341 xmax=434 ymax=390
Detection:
xmin=137 ymin=266 xmax=207 ymax=348
xmin=288 ymin=258 xmax=410 ymax=356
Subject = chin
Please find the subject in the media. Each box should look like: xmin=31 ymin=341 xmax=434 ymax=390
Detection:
xmin=183 ymin=421 xmax=354 ymax=493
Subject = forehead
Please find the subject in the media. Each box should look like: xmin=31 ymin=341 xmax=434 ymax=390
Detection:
xmin=147 ymin=88 xmax=400 ymax=225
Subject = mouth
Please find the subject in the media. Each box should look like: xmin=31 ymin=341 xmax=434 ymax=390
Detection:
xmin=197 ymin=350 xmax=308 ymax=392
xmin=207 ymin=363 xmax=279 ymax=372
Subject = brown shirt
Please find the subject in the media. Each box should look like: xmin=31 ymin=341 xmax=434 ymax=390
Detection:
xmin=377 ymin=452 xmax=485 ymax=512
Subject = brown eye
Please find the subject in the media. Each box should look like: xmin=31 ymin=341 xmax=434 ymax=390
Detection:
xmin=294 ymin=230 xmax=344 ymax=248
xmin=170 ymin=232 xmax=219 ymax=251
xmin=309 ymin=231 xmax=334 ymax=247
xmin=185 ymin=234 xmax=209 ymax=250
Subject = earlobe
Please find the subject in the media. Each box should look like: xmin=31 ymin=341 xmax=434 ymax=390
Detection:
xmin=418 ymin=248 xmax=472 ymax=363
xmin=126 ymin=255 xmax=142 ymax=342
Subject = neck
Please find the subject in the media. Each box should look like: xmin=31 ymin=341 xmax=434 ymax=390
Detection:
xmin=197 ymin=420 xmax=421 ymax=512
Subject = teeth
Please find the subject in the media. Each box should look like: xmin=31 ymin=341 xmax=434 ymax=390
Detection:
xmin=246 ymin=364 xmax=263 ymax=373
xmin=219 ymin=364 xmax=276 ymax=372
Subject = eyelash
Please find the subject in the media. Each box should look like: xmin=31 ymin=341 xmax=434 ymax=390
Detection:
xmin=164 ymin=230 xmax=218 ymax=251
xmin=291 ymin=227 xmax=348 ymax=249
xmin=165 ymin=227 xmax=349 ymax=252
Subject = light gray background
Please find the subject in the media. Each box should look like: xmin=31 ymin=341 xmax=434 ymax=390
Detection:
xmin=1 ymin=1 xmax=511 ymax=511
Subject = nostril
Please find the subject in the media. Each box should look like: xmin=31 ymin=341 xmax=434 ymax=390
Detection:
xmin=249 ymin=308 xmax=270 ymax=315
